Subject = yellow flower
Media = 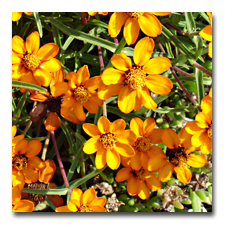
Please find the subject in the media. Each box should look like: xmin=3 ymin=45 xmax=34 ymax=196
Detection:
xmin=12 ymin=186 xmax=34 ymax=212
xmin=51 ymin=65 xmax=103 ymax=122
xmin=185 ymin=91 xmax=212 ymax=155
xmin=12 ymin=31 xmax=61 ymax=91
xmin=12 ymin=139 xmax=46 ymax=190
xmin=98 ymin=37 xmax=173 ymax=113
xmin=55 ymin=187 xmax=107 ymax=212
xmin=12 ymin=12 xmax=32 ymax=22
xmin=88 ymin=12 xmax=108 ymax=16
xmin=115 ymin=165 xmax=161 ymax=200
xmin=147 ymin=128 xmax=207 ymax=183
xmin=82 ymin=116 xmax=136 ymax=170
xmin=199 ymin=12 xmax=212 ymax=58
xmin=12 ymin=125 xmax=24 ymax=156
xmin=121 ymin=117 xmax=164 ymax=171
xmin=108 ymin=12 xmax=171 ymax=45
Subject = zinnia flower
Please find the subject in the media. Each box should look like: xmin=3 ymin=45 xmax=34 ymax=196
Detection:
xmin=88 ymin=12 xmax=108 ymax=16
xmin=12 ymin=125 xmax=24 ymax=156
xmin=12 ymin=139 xmax=46 ymax=190
xmin=12 ymin=31 xmax=61 ymax=92
xmin=185 ymin=91 xmax=212 ymax=155
xmin=12 ymin=186 xmax=34 ymax=212
xmin=115 ymin=165 xmax=161 ymax=200
xmin=12 ymin=12 xmax=32 ymax=22
xmin=98 ymin=37 xmax=173 ymax=113
xmin=55 ymin=187 xmax=107 ymax=212
xmin=147 ymin=128 xmax=207 ymax=183
xmin=51 ymin=65 xmax=103 ymax=122
xmin=108 ymin=12 xmax=171 ymax=45
xmin=82 ymin=116 xmax=136 ymax=170
xmin=199 ymin=12 xmax=212 ymax=58
xmin=121 ymin=117 xmax=164 ymax=171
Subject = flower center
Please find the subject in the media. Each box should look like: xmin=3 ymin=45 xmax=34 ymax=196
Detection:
xmin=22 ymin=53 xmax=40 ymax=71
xmin=45 ymin=95 xmax=62 ymax=113
xmin=126 ymin=12 xmax=144 ymax=19
xmin=166 ymin=147 xmax=188 ymax=168
xmin=135 ymin=168 xmax=150 ymax=180
xmin=100 ymin=133 xmax=117 ymax=150
xmin=28 ymin=182 xmax=49 ymax=206
xmin=78 ymin=203 xmax=92 ymax=212
xmin=74 ymin=86 xmax=91 ymax=104
xmin=12 ymin=155 xmax=28 ymax=170
xmin=134 ymin=137 xmax=151 ymax=152
xmin=207 ymin=124 xmax=212 ymax=138
xmin=125 ymin=66 xmax=146 ymax=90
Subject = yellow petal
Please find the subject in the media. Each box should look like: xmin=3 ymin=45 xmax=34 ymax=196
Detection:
xmin=185 ymin=121 xmax=204 ymax=135
xmin=40 ymin=58 xmax=61 ymax=72
xmin=67 ymin=200 xmax=79 ymax=212
xmin=98 ymin=83 xmax=123 ymax=100
xmin=136 ymin=87 xmax=157 ymax=109
xmin=97 ymin=116 xmax=110 ymax=134
xmin=12 ymin=12 xmax=22 ymax=22
xmin=110 ymin=119 xmax=126 ymax=133
xmin=106 ymin=149 xmax=120 ymax=170
xmin=151 ymin=12 xmax=171 ymax=16
xmin=12 ymin=35 xmax=26 ymax=54
xmin=83 ymin=136 xmax=103 ymax=154
xmin=101 ymin=67 xmax=125 ymax=85
xmin=199 ymin=25 xmax=212 ymax=42
xmin=143 ymin=117 xmax=156 ymax=136
xmin=25 ymin=31 xmax=40 ymax=54
xmin=162 ymin=128 xmax=179 ymax=149
xmin=82 ymin=123 xmax=101 ymax=137
xmin=195 ymin=112 xmax=211 ymax=128
xmin=130 ymin=117 xmax=144 ymax=137
xmin=123 ymin=17 xmax=140 ymax=45
xmin=90 ymin=197 xmax=106 ymax=207
xmin=187 ymin=154 xmax=206 ymax=168
xmin=115 ymin=167 xmax=133 ymax=182
xmin=191 ymin=131 xmax=208 ymax=147
xmin=208 ymin=41 xmax=212 ymax=58
xmin=44 ymin=112 xmax=61 ymax=131
xmin=55 ymin=205 xmax=72 ymax=212
xmin=138 ymin=12 xmax=162 ymax=37
xmin=13 ymin=200 xmax=34 ymax=212
xmin=175 ymin=167 xmax=192 ymax=183
xmin=33 ymin=67 xmax=52 ymax=87
xmin=111 ymin=52 xmax=132 ymax=71
xmin=133 ymin=37 xmax=155 ymax=66
xmin=95 ymin=147 xmax=107 ymax=169
xmin=108 ymin=12 xmax=127 ymax=38
xmin=38 ymin=43 xmax=59 ymax=61
xmin=116 ymin=130 xmax=137 ymax=145
xmin=71 ymin=188 xmax=83 ymax=203
xmin=114 ymin=142 xmax=135 ymax=157
xmin=12 ymin=170 xmax=25 ymax=191
xmin=83 ymin=188 xmax=96 ymax=205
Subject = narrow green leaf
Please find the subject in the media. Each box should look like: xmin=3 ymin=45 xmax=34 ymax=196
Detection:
xmin=46 ymin=198 xmax=56 ymax=211
xmin=48 ymin=18 xmax=117 ymax=52
xmin=199 ymin=12 xmax=210 ymax=24
xmin=12 ymin=80 xmax=47 ymax=92
xmin=184 ymin=12 xmax=196 ymax=33
xmin=195 ymin=68 xmax=205 ymax=104
xmin=22 ymin=188 xmax=68 ymax=195
xmin=25 ymin=137 xmax=46 ymax=142
xmin=33 ymin=12 xmax=43 ymax=38
xmin=52 ymin=24 xmax=62 ymax=50
xmin=154 ymin=92 xmax=175 ymax=104
xmin=153 ymin=105 xmax=198 ymax=114
xmin=189 ymin=188 xmax=202 ymax=212
xmin=12 ymin=97 xmax=16 ymax=112
xmin=13 ymin=90 xmax=28 ymax=119
xmin=19 ymin=21 xmax=31 ymax=38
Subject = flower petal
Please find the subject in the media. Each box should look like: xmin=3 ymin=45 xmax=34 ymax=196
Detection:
xmin=191 ymin=131 xmax=208 ymax=147
xmin=108 ymin=12 xmax=127 ymax=38
xmin=98 ymin=83 xmax=123 ymax=100
xmin=40 ymin=58 xmax=61 ymax=72
xmin=85 ymin=76 xmax=102 ymax=93
xmin=97 ymin=116 xmax=111 ymax=134
xmin=13 ymin=200 xmax=34 ymax=212
xmin=23 ymin=165 xmax=39 ymax=183
xmin=138 ymin=12 xmax=162 ymax=37
xmin=44 ymin=112 xmax=61 ymax=131
xmin=14 ymin=139 xmax=28 ymax=155
xmin=127 ymin=176 xmax=139 ymax=196
xmin=162 ymin=128 xmax=180 ymax=149
xmin=55 ymin=205 xmax=71 ymax=212
xmin=12 ymin=186 xmax=21 ymax=205
xmin=115 ymin=167 xmax=133 ymax=182
xmin=123 ymin=17 xmax=140 ymax=45
xmin=148 ymin=129 xmax=163 ymax=144
xmin=28 ymin=156 xmax=46 ymax=171
xmin=147 ymin=154 xmax=167 ymax=171
xmin=136 ymin=87 xmax=157 ymax=109
xmin=39 ymin=159 xmax=56 ymax=184
xmin=83 ymin=136 xmax=102 ymax=154
xmin=143 ymin=117 xmax=156 ymax=136
xmin=158 ymin=162 xmax=174 ymax=182
xmin=12 ymin=170 xmax=25 ymax=191
xmin=199 ymin=25 xmax=212 ymax=42
xmin=138 ymin=180 xmax=150 ymax=200
xmin=101 ymin=67 xmax=125 ymax=85
xmin=83 ymin=97 xmax=99 ymax=114
xmin=147 ymin=145 xmax=165 ymax=158
xmin=110 ymin=119 xmax=126 ymax=133
xmin=91 ymin=206 xmax=107 ymax=212
xmin=195 ymin=112 xmax=211 ymax=128
xmin=116 ymin=130 xmax=137 ymax=145
xmin=145 ymin=173 xmax=161 ymax=191
xmin=12 ymin=35 xmax=26 ymax=54
xmin=73 ymin=101 xmax=86 ymax=121
xmin=25 ymin=140 xmax=42 ymax=158
xmin=90 ymin=197 xmax=106 ymax=207
xmin=60 ymin=106 xmax=81 ymax=124
xmin=82 ymin=123 xmax=101 ymax=137
xmin=187 ymin=154 xmax=206 ymax=168
xmin=111 ymin=52 xmax=132 ymax=71
xmin=71 ymin=188 xmax=83 ymax=203
xmin=12 ymin=12 xmax=22 ymax=22
xmin=67 ymin=200 xmax=79 ymax=212
xmin=38 ymin=43 xmax=59 ymax=61
xmin=131 ymin=152 xmax=142 ymax=171
xmin=33 ymin=67 xmax=52 ymax=87
xmin=51 ymin=82 xmax=70 ymax=97
xmin=175 ymin=167 xmax=192 ymax=183
xmin=130 ymin=117 xmax=143 ymax=137
xmin=185 ymin=121 xmax=204 ymax=135
xmin=95 ymin=147 xmax=107 ymax=169
xmin=106 ymin=149 xmax=120 ymax=170
xmin=114 ymin=142 xmax=135 ymax=157
xmin=76 ymin=65 xmax=90 ymax=86
xmin=25 ymin=31 xmax=40 ymax=54
xmin=83 ymin=188 xmax=96 ymax=205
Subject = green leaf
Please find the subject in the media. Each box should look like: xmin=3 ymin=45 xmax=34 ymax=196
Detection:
xmin=13 ymin=90 xmax=29 ymax=119
xmin=195 ymin=190 xmax=212 ymax=205
xmin=189 ymin=188 xmax=202 ymax=212
xmin=154 ymin=92 xmax=175 ymax=104
xmin=195 ymin=68 xmax=205 ymax=104
xmin=12 ymin=80 xmax=47 ymax=92
xmin=33 ymin=12 xmax=43 ymax=38
xmin=48 ymin=18 xmax=117 ymax=52
xmin=19 ymin=21 xmax=31 ymax=38
xmin=184 ymin=12 xmax=196 ymax=33
xmin=153 ymin=105 xmax=198 ymax=114
xmin=22 ymin=188 xmax=68 ymax=195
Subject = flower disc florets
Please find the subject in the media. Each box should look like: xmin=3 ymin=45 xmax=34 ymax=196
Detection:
xmin=74 ymin=86 xmax=91 ymax=104
xmin=135 ymin=168 xmax=151 ymax=180
xmin=100 ymin=133 xmax=117 ymax=150
xmin=12 ymin=155 xmax=28 ymax=170
xmin=22 ymin=53 xmax=40 ymax=71
xmin=166 ymin=147 xmax=188 ymax=168
xmin=134 ymin=137 xmax=151 ymax=152
xmin=126 ymin=12 xmax=144 ymax=19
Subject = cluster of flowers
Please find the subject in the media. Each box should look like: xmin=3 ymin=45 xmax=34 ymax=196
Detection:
xmin=12 ymin=11 xmax=212 ymax=212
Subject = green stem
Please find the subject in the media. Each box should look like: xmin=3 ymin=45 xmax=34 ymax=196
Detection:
xmin=22 ymin=120 xmax=32 ymax=135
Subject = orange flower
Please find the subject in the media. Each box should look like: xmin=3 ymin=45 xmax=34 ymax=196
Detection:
xmin=51 ymin=65 xmax=103 ymax=122
xmin=185 ymin=91 xmax=212 ymax=155
xmin=98 ymin=37 xmax=172 ymax=113
xmin=12 ymin=125 xmax=24 ymax=157
xmin=12 ymin=12 xmax=32 ymax=22
xmin=115 ymin=165 xmax=161 ymax=200
xmin=12 ymin=186 xmax=34 ymax=212
xmin=199 ymin=12 xmax=212 ymax=58
xmin=55 ymin=187 xmax=107 ymax=212
xmin=108 ymin=12 xmax=171 ymax=45
xmin=147 ymin=128 xmax=207 ymax=183
xmin=12 ymin=31 xmax=61 ymax=92
xmin=82 ymin=116 xmax=136 ymax=170
xmin=121 ymin=117 xmax=164 ymax=171
xmin=88 ymin=12 xmax=108 ymax=16
xmin=12 ymin=139 xmax=46 ymax=190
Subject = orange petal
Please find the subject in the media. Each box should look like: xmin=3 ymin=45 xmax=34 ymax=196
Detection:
xmin=158 ymin=162 xmax=174 ymax=182
xmin=138 ymin=180 xmax=150 ymax=200
xmin=73 ymin=101 xmax=86 ymax=121
xmin=44 ymin=112 xmax=61 ymax=131
xmin=106 ymin=149 xmax=120 ymax=170
xmin=71 ymin=188 xmax=83 ymax=203
xmin=101 ymin=67 xmax=125 ymax=85
xmin=14 ymin=139 xmax=29 ymax=155
xmin=90 ymin=197 xmax=106 ymax=207
xmin=12 ymin=35 xmax=26 ymax=54
xmin=23 ymin=165 xmax=39 ymax=183
xmin=95 ymin=147 xmax=107 ymax=169
xmin=38 ymin=43 xmax=59 ymax=61
xmin=138 ymin=12 xmax=162 ymax=37
xmin=13 ymin=200 xmax=34 ymax=212
xmin=12 ymin=186 xmax=21 ymax=205
xmin=25 ymin=31 xmax=40 ymax=54
xmin=162 ymin=128 xmax=179 ymax=149
xmin=83 ymin=136 xmax=102 ymax=154
xmin=130 ymin=117 xmax=143 ymax=137
xmin=195 ymin=112 xmax=211 ymax=128
xmin=191 ymin=131 xmax=208 ymax=147
xmin=133 ymin=37 xmax=155 ymax=66
xmin=187 ymin=154 xmax=206 ymax=168
xmin=25 ymin=140 xmax=42 ymax=158
xmin=83 ymin=97 xmax=99 ymax=114
xmin=97 ymin=116 xmax=111 ymax=134
xmin=108 ymin=12 xmax=127 ymax=38
xmin=111 ymin=52 xmax=132 ymax=71
xmin=185 ymin=121 xmax=204 ymax=135
xmin=199 ymin=25 xmax=212 ymax=42
xmin=83 ymin=188 xmax=96 ymax=205
xmin=147 ymin=154 xmax=167 ymax=171
xmin=82 ymin=123 xmax=101 ymax=137
xmin=76 ymin=65 xmax=90 ymax=86
xmin=60 ymin=106 xmax=81 ymax=124
xmin=123 ymin=17 xmax=140 ymax=45
xmin=118 ymin=86 xmax=136 ymax=113
xmin=12 ymin=12 xmax=22 ymax=22
xmin=147 ymin=145 xmax=165 ymax=158
xmin=140 ymin=151 xmax=149 ymax=171
xmin=115 ymin=167 xmax=133 ymax=182
xmin=110 ymin=119 xmax=126 ymax=133
xmin=127 ymin=176 xmax=139 ymax=196
xmin=98 ymin=83 xmax=123 ymax=100
xmin=114 ymin=142 xmax=135 ymax=157
xmin=85 ymin=76 xmax=102 ymax=93
xmin=33 ymin=67 xmax=52 ymax=87
xmin=116 ymin=130 xmax=137 ymax=145
xmin=67 ymin=200 xmax=79 ymax=212
xmin=175 ymin=167 xmax=192 ymax=183
xmin=145 ymin=173 xmax=161 ymax=191
xmin=12 ymin=170 xmax=25 ymax=191
xmin=28 ymin=156 xmax=46 ymax=170
xmin=148 ymin=129 xmax=163 ymax=144
xmin=61 ymin=95 xmax=76 ymax=108
xmin=55 ymin=205 xmax=72 ymax=212
xmin=30 ymin=91 xmax=49 ymax=102
xmin=143 ymin=117 xmax=156 ymax=136
xmin=131 ymin=152 xmax=142 ymax=171
xmin=90 ymin=205 xmax=107 ymax=212
xmin=40 ymin=58 xmax=61 ymax=72
xmin=39 ymin=159 xmax=56 ymax=183
xmin=151 ymin=12 xmax=171 ymax=16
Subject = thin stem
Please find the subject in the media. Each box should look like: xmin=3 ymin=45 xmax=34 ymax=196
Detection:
xmin=50 ymin=130 xmax=70 ymax=188
xmin=41 ymin=131 xmax=50 ymax=160
xmin=173 ymin=66 xmax=195 ymax=77
xmin=155 ymin=38 xmax=198 ymax=106
xmin=36 ymin=120 xmax=42 ymax=137
xmin=193 ymin=61 xmax=212 ymax=77
xmin=165 ymin=22 xmax=188 ymax=35
xmin=22 ymin=120 xmax=32 ymax=135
